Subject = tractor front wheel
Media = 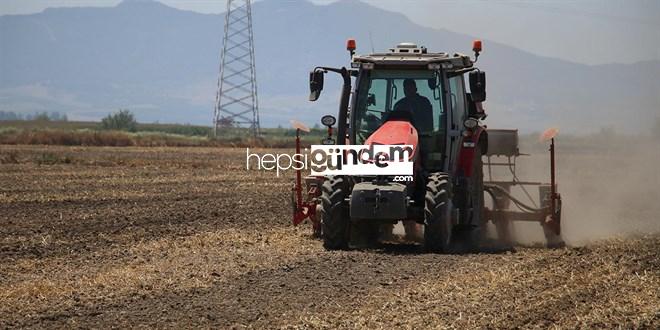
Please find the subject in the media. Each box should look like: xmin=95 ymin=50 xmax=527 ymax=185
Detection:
xmin=321 ymin=176 xmax=350 ymax=250
xmin=424 ymin=173 xmax=453 ymax=253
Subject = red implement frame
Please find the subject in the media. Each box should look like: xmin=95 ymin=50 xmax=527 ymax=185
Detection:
xmin=291 ymin=128 xmax=322 ymax=235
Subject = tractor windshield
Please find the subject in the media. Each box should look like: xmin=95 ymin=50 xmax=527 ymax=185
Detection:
xmin=352 ymin=69 xmax=446 ymax=148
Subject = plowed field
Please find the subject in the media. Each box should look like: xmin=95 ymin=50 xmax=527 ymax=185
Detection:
xmin=1 ymin=146 xmax=658 ymax=328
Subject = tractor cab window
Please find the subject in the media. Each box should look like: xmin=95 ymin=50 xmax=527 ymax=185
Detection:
xmin=353 ymin=69 xmax=445 ymax=146
xmin=448 ymin=75 xmax=467 ymax=130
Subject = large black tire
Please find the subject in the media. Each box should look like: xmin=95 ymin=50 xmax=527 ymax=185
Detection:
xmin=470 ymin=144 xmax=486 ymax=247
xmin=424 ymin=173 xmax=453 ymax=253
xmin=470 ymin=144 xmax=485 ymax=231
xmin=312 ymin=204 xmax=323 ymax=239
xmin=454 ymin=143 xmax=485 ymax=252
xmin=320 ymin=176 xmax=350 ymax=250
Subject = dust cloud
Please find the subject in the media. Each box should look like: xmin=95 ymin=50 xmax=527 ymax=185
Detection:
xmin=492 ymin=137 xmax=660 ymax=246
xmin=384 ymin=137 xmax=660 ymax=247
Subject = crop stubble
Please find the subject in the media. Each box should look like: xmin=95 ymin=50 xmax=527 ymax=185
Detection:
xmin=0 ymin=146 xmax=658 ymax=328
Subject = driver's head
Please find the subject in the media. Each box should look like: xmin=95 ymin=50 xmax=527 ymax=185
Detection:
xmin=403 ymin=79 xmax=417 ymax=97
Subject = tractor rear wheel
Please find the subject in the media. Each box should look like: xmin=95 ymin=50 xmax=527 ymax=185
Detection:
xmin=469 ymin=143 xmax=486 ymax=248
xmin=424 ymin=173 xmax=453 ymax=253
xmin=312 ymin=204 xmax=323 ymax=239
xmin=454 ymin=144 xmax=485 ymax=252
xmin=321 ymin=176 xmax=350 ymax=250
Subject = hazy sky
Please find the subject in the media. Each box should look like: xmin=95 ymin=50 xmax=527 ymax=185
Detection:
xmin=1 ymin=0 xmax=658 ymax=65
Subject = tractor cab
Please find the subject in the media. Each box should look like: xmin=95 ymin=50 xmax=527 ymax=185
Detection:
xmin=351 ymin=43 xmax=479 ymax=172
xmin=310 ymin=41 xmax=487 ymax=173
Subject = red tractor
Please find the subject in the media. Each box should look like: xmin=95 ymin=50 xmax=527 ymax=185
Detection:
xmin=291 ymin=40 xmax=563 ymax=252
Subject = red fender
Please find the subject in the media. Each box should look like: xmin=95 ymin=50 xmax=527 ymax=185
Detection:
xmin=457 ymin=126 xmax=486 ymax=177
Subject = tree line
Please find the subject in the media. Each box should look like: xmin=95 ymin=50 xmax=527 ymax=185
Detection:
xmin=0 ymin=111 xmax=68 ymax=121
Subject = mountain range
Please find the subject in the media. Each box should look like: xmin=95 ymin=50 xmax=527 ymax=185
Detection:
xmin=1 ymin=0 xmax=658 ymax=132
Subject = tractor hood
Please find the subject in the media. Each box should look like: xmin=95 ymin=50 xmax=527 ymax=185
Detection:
xmin=364 ymin=119 xmax=418 ymax=160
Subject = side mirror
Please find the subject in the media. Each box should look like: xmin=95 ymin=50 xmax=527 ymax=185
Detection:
xmin=309 ymin=70 xmax=324 ymax=101
xmin=469 ymin=70 xmax=486 ymax=102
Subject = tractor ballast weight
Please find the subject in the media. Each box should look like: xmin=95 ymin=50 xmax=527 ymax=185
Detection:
xmin=291 ymin=39 xmax=564 ymax=250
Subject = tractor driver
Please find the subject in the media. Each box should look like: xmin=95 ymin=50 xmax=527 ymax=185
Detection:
xmin=393 ymin=78 xmax=434 ymax=132
xmin=381 ymin=78 xmax=433 ymax=242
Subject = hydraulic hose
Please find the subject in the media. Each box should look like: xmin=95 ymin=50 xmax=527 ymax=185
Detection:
xmin=484 ymin=184 xmax=547 ymax=213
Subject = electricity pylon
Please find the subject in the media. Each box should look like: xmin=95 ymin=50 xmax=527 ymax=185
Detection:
xmin=213 ymin=0 xmax=260 ymax=137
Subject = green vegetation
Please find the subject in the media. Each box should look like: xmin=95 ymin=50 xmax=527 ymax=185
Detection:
xmin=36 ymin=152 xmax=73 ymax=165
xmin=137 ymin=123 xmax=212 ymax=136
xmin=0 ymin=111 xmax=68 ymax=121
xmin=0 ymin=115 xmax=329 ymax=147
xmin=1 ymin=112 xmax=652 ymax=149
xmin=101 ymin=109 xmax=137 ymax=132
xmin=0 ymin=119 xmax=212 ymax=136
